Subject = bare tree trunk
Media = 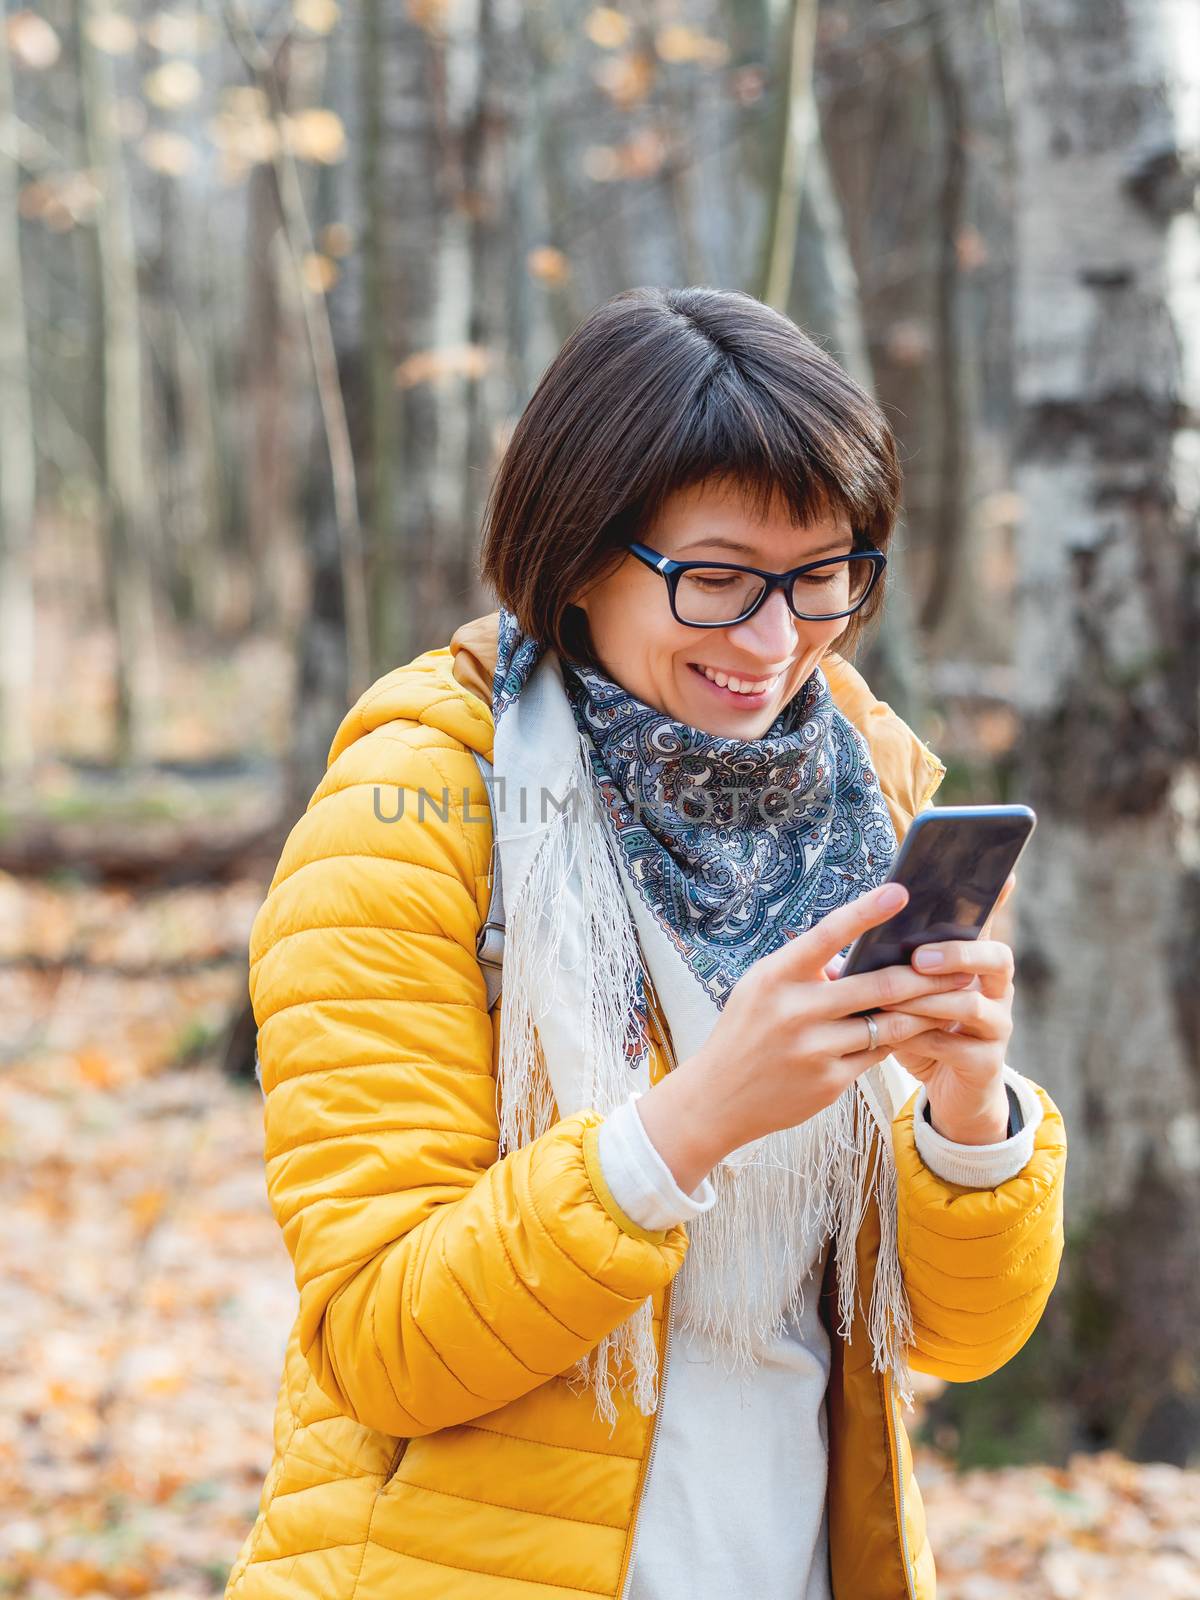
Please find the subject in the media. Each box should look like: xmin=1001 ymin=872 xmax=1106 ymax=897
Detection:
xmin=80 ymin=0 xmax=160 ymax=764
xmin=0 ymin=18 xmax=36 ymax=775
xmin=791 ymin=130 xmax=931 ymax=730
xmin=819 ymin=0 xmax=1016 ymax=701
xmin=754 ymin=2 xmax=928 ymax=727
xmin=918 ymin=0 xmax=1015 ymax=667
xmin=416 ymin=0 xmax=483 ymax=641
xmin=350 ymin=0 xmax=433 ymax=672
xmin=358 ymin=0 xmax=529 ymax=664
xmin=917 ymin=4 xmax=968 ymax=643
xmin=223 ymin=0 xmax=371 ymax=703
xmin=756 ymin=0 xmax=818 ymax=311
xmin=359 ymin=0 xmax=399 ymax=666
xmin=1010 ymin=0 xmax=1200 ymax=1465
xmin=242 ymin=159 xmax=296 ymax=633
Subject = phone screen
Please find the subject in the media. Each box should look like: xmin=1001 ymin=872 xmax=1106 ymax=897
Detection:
xmin=839 ymin=805 xmax=1036 ymax=985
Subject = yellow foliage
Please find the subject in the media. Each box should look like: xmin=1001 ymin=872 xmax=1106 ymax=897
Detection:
xmin=585 ymin=7 xmax=631 ymax=49
xmin=583 ymin=128 xmax=667 ymax=183
xmin=527 ymin=246 xmax=571 ymax=286
xmin=394 ymin=344 xmax=493 ymax=388
xmin=7 ymin=11 xmax=62 ymax=70
xmin=655 ymin=24 xmax=729 ymax=66
xmin=140 ymin=130 xmax=198 ymax=177
xmin=407 ymin=0 xmax=452 ymax=33
xmin=142 ymin=9 xmax=216 ymax=53
xmin=143 ymin=59 xmax=204 ymax=110
xmin=84 ymin=11 xmax=139 ymax=55
xmin=293 ymin=0 xmax=341 ymax=34
xmin=302 ymin=252 xmax=339 ymax=294
xmin=592 ymin=50 xmax=655 ymax=109
xmin=283 ymin=107 xmax=347 ymax=165
xmin=320 ymin=221 xmax=355 ymax=257
xmin=207 ymin=98 xmax=278 ymax=182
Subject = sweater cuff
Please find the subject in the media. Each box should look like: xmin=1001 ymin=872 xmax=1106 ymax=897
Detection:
xmin=596 ymin=1091 xmax=718 ymax=1230
xmin=911 ymin=1064 xmax=1044 ymax=1188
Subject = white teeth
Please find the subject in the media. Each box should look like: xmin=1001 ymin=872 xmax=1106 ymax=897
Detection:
xmin=698 ymin=665 xmax=779 ymax=695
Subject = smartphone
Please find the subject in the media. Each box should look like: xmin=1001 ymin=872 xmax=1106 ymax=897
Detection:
xmin=838 ymin=804 xmax=1037 ymax=1011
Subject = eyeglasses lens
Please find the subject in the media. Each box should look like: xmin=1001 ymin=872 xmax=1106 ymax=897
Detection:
xmin=673 ymin=556 xmax=874 ymax=624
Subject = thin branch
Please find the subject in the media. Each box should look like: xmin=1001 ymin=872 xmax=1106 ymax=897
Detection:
xmin=220 ymin=0 xmax=372 ymax=700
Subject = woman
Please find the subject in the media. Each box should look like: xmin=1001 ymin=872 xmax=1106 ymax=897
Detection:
xmin=227 ymin=287 xmax=1066 ymax=1600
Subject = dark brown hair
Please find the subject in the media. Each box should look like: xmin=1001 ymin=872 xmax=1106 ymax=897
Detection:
xmin=480 ymin=286 xmax=902 ymax=667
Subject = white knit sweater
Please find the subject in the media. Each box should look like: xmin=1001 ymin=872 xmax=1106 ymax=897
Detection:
xmin=596 ymin=1064 xmax=1044 ymax=1598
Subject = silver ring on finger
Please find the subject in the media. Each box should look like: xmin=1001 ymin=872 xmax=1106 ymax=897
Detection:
xmin=862 ymin=1012 xmax=879 ymax=1051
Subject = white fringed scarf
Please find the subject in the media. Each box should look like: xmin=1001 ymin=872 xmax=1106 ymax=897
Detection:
xmin=489 ymin=615 xmax=918 ymax=1431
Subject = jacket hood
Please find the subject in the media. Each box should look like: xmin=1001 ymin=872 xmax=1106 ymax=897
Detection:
xmin=326 ymin=609 xmax=947 ymax=819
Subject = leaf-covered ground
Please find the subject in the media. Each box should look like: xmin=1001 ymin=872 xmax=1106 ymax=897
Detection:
xmin=3 ymin=872 xmax=1198 ymax=1598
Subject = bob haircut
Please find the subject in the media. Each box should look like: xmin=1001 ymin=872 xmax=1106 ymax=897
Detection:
xmin=480 ymin=285 xmax=902 ymax=669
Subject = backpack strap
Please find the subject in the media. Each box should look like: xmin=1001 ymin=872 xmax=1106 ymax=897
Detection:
xmin=471 ymin=750 xmax=505 ymax=1012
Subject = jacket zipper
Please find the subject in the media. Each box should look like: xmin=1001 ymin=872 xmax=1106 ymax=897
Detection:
xmin=883 ymin=1376 xmax=917 ymax=1598
xmin=618 ymin=1275 xmax=673 ymax=1600
xmin=383 ymin=1435 xmax=409 ymax=1487
xmin=857 ymin=1078 xmax=919 ymax=1598
xmin=617 ymin=987 xmax=678 ymax=1600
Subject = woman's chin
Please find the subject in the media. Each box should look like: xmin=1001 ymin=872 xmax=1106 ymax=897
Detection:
xmin=686 ymin=703 xmax=780 ymax=739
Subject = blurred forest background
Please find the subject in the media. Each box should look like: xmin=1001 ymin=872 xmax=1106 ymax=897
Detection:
xmin=3 ymin=0 xmax=1200 ymax=1594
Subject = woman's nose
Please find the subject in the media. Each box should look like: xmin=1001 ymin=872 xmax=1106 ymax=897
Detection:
xmin=725 ymin=587 xmax=797 ymax=660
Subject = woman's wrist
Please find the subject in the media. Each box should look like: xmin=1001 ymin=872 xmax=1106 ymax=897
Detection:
xmin=634 ymin=1054 xmax=729 ymax=1195
xmin=926 ymin=1081 xmax=1010 ymax=1144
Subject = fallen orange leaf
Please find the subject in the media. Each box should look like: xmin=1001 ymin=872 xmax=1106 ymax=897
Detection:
xmin=129 ymin=1188 xmax=167 ymax=1231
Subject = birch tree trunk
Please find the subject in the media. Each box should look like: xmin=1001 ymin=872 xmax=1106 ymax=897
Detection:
xmin=0 ymin=18 xmax=36 ymax=774
xmin=1010 ymin=0 xmax=1200 ymax=1464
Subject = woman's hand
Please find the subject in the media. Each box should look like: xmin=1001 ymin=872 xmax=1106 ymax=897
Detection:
xmin=636 ymin=883 xmax=977 ymax=1194
xmin=827 ymin=875 xmax=1018 ymax=1145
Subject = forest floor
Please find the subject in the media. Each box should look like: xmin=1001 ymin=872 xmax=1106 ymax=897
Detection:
xmin=3 ymin=869 xmax=1199 ymax=1599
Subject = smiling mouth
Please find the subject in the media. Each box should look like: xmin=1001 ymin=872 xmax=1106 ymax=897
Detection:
xmin=689 ymin=662 xmax=786 ymax=698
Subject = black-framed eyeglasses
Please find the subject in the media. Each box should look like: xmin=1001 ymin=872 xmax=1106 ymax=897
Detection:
xmin=625 ymin=540 xmax=887 ymax=627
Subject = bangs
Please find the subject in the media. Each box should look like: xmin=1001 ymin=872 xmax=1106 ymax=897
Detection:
xmin=627 ymin=347 xmax=897 ymax=548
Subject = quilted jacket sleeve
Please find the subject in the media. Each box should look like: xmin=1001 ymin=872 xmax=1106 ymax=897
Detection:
xmin=891 ymin=1079 xmax=1067 ymax=1382
xmin=249 ymin=723 xmax=689 ymax=1439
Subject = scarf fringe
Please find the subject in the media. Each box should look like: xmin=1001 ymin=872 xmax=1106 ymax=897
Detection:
xmin=495 ymin=729 xmax=658 ymax=1432
xmin=494 ymin=727 xmax=917 ymax=1435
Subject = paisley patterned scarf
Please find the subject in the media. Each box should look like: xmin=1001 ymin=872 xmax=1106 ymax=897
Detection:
xmin=559 ymin=650 xmax=899 ymax=1015
xmin=490 ymin=605 xmax=917 ymax=1428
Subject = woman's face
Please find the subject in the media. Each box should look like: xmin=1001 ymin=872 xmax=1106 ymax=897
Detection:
xmin=572 ymin=477 xmax=857 ymax=737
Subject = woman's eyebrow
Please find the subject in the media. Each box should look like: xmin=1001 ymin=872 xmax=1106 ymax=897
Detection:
xmin=678 ymin=534 xmax=854 ymax=559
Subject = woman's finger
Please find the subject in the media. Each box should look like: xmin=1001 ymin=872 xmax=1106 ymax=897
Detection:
xmin=882 ymin=987 xmax=1010 ymax=1041
xmin=819 ymin=965 xmax=974 ymax=1019
xmin=896 ymin=1027 xmax=997 ymax=1069
xmin=813 ymin=1005 xmax=941 ymax=1066
xmin=909 ymin=936 xmax=1015 ymax=1001
xmin=782 ymin=883 xmax=912 ymax=979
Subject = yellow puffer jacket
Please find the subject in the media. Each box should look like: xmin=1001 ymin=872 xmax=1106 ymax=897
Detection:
xmin=226 ymin=610 xmax=1067 ymax=1600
